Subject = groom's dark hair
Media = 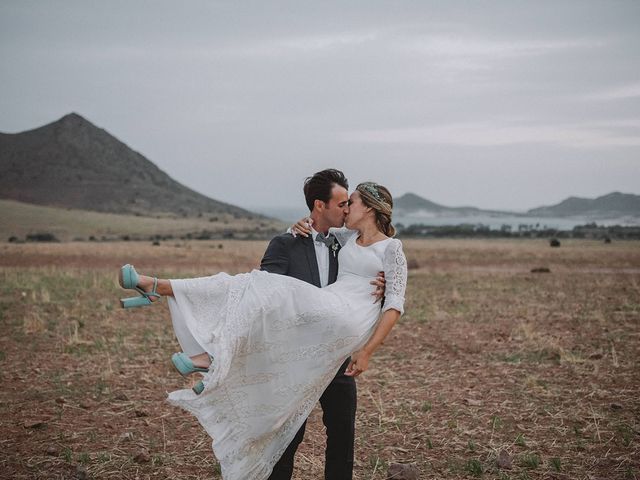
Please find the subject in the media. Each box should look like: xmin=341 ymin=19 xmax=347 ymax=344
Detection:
xmin=303 ymin=169 xmax=349 ymax=212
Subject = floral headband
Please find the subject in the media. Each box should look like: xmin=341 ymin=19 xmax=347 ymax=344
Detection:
xmin=358 ymin=182 xmax=391 ymax=212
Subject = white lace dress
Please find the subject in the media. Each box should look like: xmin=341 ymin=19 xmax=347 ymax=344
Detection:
xmin=166 ymin=230 xmax=407 ymax=480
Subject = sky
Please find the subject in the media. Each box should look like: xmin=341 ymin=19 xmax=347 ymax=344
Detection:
xmin=1 ymin=1 xmax=639 ymax=212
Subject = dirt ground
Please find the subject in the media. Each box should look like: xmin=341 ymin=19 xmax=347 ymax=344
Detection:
xmin=0 ymin=238 xmax=638 ymax=479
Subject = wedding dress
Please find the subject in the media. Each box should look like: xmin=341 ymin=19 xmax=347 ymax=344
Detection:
xmin=166 ymin=229 xmax=407 ymax=479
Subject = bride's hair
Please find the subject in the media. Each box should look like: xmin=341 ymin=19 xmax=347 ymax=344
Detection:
xmin=355 ymin=182 xmax=395 ymax=237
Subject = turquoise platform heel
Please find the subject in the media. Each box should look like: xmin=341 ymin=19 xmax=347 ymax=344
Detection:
xmin=171 ymin=352 xmax=209 ymax=377
xmin=171 ymin=353 xmax=212 ymax=395
xmin=192 ymin=380 xmax=205 ymax=395
xmin=118 ymin=264 xmax=161 ymax=308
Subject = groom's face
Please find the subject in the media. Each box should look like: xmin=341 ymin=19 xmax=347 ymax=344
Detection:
xmin=322 ymin=184 xmax=350 ymax=228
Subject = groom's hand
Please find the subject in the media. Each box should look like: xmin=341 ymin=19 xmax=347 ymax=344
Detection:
xmin=370 ymin=271 xmax=385 ymax=303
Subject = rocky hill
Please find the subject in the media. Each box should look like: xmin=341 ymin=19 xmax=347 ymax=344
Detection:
xmin=527 ymin=192 xmax=640 ymax=218
xmin=0 ymin=113 xmax=258 ymax=219
xmin=395 ymin=193 xmax=510 ymax=216
xmin=395 ymin=191 xmax=640 ymax=219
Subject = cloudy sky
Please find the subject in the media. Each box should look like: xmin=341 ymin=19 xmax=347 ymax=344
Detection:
xmin=1 ymin=1 xmax=639 ymax=212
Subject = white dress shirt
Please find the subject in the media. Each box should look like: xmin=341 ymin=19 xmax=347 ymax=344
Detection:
xmin=311 ymin=228 xmax=331 ymax=287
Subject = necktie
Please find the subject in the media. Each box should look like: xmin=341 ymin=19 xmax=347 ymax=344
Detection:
xmin=315 ymin=232 xmax=336 ymax=248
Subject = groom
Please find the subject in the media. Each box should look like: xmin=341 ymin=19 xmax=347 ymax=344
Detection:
xmin=260 ymin=169 xmax=384 ymax=480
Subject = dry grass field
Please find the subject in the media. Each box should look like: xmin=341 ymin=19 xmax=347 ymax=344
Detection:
xmin=0 ymin=238 xmax=638 ymax=479
xmin=0 ymin=199 xmax=284 ymax=242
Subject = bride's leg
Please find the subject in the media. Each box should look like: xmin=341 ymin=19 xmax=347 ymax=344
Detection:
xmin=167 ymin=285 xmax=211 ymax=368
xmin=137 ymin=275 xmax=174 ymax=297
xmin=190 ymin=352 xmax=212 ymax=369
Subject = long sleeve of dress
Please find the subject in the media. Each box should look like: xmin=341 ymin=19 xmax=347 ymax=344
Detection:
xmin=382 ymin=239 xmax=408 ymax=315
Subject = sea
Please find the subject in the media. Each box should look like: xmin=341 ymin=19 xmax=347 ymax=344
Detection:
xmin=250 ymin=207 xmax=640 ymax=231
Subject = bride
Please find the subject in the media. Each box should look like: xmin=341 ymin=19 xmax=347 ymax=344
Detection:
xmin=118 ymin=182 xmax=407 ymax=480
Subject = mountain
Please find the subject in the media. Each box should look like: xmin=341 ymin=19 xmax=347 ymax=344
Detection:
xmin=395 ymin=193 xmax=511 ymax=217
xmin=527 ymin=192 xmax=640 ymax=218
xmin=395 ymin=193 xmax=450 ymax=213
xmin=0 ymin=113 xmax=257 ymax=219
xmin=395 ymin=191 xmax=640 ymax=221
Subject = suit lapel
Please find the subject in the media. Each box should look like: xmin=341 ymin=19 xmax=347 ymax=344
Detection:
xmin=303 ymin=236 xmax=322 ymax=287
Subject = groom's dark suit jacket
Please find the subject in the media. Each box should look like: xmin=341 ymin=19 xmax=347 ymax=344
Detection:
xmin=260 ymin=232 xmax=356 ymax=480
xmin=261 ymin=232 xmax=339 ymax=286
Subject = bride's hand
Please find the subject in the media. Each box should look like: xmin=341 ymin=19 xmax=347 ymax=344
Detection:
xmin=370 ymin=271 xmax=386 ymax=303
xmin=291 ymin=217 xmax=313 ymax=237
xmin=345 ymin=350 xmax=370 ymax=377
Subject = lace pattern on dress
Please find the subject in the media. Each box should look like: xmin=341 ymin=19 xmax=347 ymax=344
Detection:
xmin=382 ymin=239 xmax=407 ymax=315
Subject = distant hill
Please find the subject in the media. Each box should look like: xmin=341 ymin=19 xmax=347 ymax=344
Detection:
xmin=0 ymin=113 xmax=258 ymax=219
xmin=395 ymin=191 xmax=640 ymax=220
xmin=395 ymin=193 xmax=511 ymax=217
xmin=527 ymin=192 xmax=640 ymax=218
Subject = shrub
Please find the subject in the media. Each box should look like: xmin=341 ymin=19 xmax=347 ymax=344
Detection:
xmin=407 ymin=258 xmax=420 ymax=270
xmin=26 ymin=232 xmax=60 ymax=243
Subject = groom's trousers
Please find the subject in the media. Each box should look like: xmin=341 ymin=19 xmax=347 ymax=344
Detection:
xmin=261 ymin=233 xmax=356 ymax=480
xmin=267 ymin=358 xmax=357 ymax=480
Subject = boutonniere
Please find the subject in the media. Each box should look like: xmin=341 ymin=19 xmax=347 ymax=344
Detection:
xmin=331 ymin=242 xmax=339 ymax=258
